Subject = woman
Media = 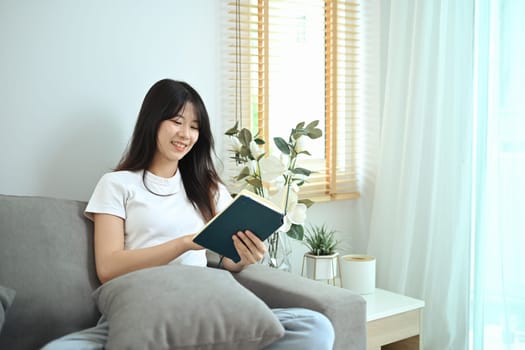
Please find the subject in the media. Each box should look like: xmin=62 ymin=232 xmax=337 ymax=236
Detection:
xmin=43 ymin=79 xmax=334 ymax=349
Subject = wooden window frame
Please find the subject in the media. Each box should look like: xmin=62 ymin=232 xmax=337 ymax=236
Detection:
xmin=221 ymin=0 xmax=360 ymax=202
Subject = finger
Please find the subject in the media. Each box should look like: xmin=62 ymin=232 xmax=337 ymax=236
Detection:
xmin=238 ymin=231 xmax=266 ymax=261
xmin=243 ymin=231 xmax=267 ymax=255
xmin=232 ymin=235 xmax=256 ymax=264
xmin=236 ymin=231 xmax=258 ymax=253
xmin=243 ymin=230 xmax=262 ymax=243
xmin=235 ymin=232 xmax=264 ymax=262
xmin=235 ymin=234 xmax=263 ymax=264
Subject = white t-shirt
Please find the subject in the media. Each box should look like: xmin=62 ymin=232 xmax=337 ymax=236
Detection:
xmin=85 ymin=170 xmax=233 ymax=267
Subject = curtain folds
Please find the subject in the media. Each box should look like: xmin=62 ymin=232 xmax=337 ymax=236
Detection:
xmin=369 ymin=0 xmax=525 ymax=348
xmin=367 ymin=1 xmax=474 ymax=348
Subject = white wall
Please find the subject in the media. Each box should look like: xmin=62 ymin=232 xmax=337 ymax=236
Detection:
xmin=0 ymin=1 xmax=368 ymax=272
xmin=0 ymin=0 xmax=220 ymax=200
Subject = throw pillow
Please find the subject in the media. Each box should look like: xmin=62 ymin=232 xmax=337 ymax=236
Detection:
xmin=92 ymin=264 xmax=284 ymax=350
xmin=0 ymin=285 xmax=16 ymax=334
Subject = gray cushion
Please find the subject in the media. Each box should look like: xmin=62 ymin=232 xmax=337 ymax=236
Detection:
xmin=0 ymin=286 xmax=16 ymax=333
xmin=93 ymin=264 xmax=284 ymax=350
xmin=0 ymin=195 xmax=101 ymax=350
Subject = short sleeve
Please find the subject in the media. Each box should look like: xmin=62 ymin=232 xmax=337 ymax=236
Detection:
xmin=84 ymin=173 xmax=127 ymax=221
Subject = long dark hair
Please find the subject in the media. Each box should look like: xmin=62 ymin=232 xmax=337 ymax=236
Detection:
xmin=116 ymin=79 xmax=221 ymax=221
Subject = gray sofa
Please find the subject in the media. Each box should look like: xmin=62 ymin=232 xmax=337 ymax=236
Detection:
xmin=0 ymin=194 xmax=366 ymax=349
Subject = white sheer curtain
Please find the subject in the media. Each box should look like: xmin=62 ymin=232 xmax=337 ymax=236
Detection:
xmin=471 ymin=0 xmax=525 ymax=348
xmin=367 ymin=1 xmax=475 ymax=348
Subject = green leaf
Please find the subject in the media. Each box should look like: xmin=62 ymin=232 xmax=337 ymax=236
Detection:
xmin=254 ymin=138 xmax=265 ymax=145
xmin=298 ymin=150 xmax=312 ymax=156
xmin=238 ymin=128 xmax=252 ymax=147
xmin=296 ymin=121 xmax=305 ymax=129
xmin=246 ymin=177 xmax=262 ymax=189
xmin=292 ymin=130 xmax=305 ymax=140
xmin=292 ymin=167 xmax=312 ymax=176
xmin=235 ymin=167 xmax=251 ymax=181
xmin=305 ymin=120 xmax=319 ymax=130
xmin=307 ymin=128 xmax=323 ymax=139
xmin=298 ymin=199 xmax=314 ymax=208
xmin=273 ymin=137 xmax=290 ymax=155
xmin=239 ymin=145 xmax=250 ymax=157
xmin=224 ymin=122 xmax=239 ymax=136
xmin=303 ymin=224 xmax=339 ymax=255
xmin=286 ymin=224 xmax=304 ymax=240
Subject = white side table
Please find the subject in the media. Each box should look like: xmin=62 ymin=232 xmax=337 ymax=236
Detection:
xmin=362 ymin=288 xmax=425 ymax=350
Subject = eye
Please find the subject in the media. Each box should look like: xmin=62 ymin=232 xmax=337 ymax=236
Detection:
xmin=171 ymin=119 xmax=182 ymax=125
xmin=191 ymin=125 xmax=199 ymax=130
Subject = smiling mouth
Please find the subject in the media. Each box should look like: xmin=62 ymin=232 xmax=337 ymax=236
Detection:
xmin=171 ymin=141 xmax=188 ymax=151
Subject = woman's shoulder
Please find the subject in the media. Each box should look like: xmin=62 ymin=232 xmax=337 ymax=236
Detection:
xmin=96 ymin=170 xmax=143 ymax=188
xmin=100 ymin=169 xmax=141 ymax=180
xmin=85 ymin=170 xmax=142 ymax=221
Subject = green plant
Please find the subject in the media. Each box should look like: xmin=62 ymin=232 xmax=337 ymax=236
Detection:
xmin=225 ymin=120 xmax=323 ymax=270
xmin=303 ymin=224 xmax=339 ymax=256
xmin=224 ymin=120 xmax=322 ymax=240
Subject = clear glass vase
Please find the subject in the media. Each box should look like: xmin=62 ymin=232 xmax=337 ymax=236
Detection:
xmin=262 ymin=231 xmax=292 ymax=272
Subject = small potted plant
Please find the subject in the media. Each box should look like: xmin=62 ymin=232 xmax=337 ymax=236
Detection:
xmin=301 ymin=224 xmax=340 ymax=282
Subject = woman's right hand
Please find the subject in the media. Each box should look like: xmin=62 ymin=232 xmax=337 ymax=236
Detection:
xmin=181 ymin=234 xmax=205 ymax=251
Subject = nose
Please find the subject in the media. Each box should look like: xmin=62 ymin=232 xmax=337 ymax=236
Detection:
xmin=178 ymin=124 xmax=191 ymax=139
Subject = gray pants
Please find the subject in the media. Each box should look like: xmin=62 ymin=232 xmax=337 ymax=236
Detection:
xmin=42 ymin=308 xmax=335 ymax=350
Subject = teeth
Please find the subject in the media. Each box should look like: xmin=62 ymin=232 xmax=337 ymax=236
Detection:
xmin=172 ymin=141 xmax=187 ymax=148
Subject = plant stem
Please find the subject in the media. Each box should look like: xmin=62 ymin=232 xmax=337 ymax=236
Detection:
xmin=283 ymin=144 xmax=298 ymax=215
xmin=254 ymin=159 xmax=264 ymax=196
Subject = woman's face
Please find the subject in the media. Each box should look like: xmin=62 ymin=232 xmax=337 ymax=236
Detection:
xmin=153 ymin=102 xmax=199 ymax=171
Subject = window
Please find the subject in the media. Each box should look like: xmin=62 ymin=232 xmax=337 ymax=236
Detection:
xmin=220 ymin=0 xmax=360 ymax=201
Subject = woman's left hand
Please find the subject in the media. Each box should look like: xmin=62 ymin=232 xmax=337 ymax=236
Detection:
xmin=222 ymin=230 xmax=267 ymax=272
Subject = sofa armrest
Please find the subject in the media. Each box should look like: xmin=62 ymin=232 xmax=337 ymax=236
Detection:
xmin=232 ymin=264 xmax=366 ymax=350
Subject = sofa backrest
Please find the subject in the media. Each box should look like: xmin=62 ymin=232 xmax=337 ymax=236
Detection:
xmin=0 ymin=194 xmax=101 ymax=350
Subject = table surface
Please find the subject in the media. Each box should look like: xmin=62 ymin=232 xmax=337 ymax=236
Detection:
xmin=362 ymin=288 xmax=425 ymax=321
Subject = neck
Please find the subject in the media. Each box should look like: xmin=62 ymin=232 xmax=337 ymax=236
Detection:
xmin=148 ymin=159 xmax=178 ymax=178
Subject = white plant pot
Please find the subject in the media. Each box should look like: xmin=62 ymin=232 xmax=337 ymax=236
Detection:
xmin=302 ymin=253 xmax=339 ymax=280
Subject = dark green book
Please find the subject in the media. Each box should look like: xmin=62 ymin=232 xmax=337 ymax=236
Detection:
xmin=193 ymin=189 xmax=285 ymax=263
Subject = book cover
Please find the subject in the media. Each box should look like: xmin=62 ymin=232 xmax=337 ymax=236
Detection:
xmin=193 ymin=190 xmax=285 ymax=263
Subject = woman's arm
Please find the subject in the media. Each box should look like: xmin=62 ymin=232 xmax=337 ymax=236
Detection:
xmin=221 ymin=230 xmax=267 ymax=273
xmin=93 ymin=213 xmax=203 ymax=283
